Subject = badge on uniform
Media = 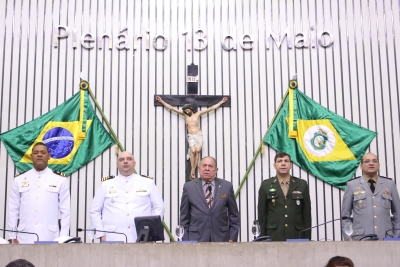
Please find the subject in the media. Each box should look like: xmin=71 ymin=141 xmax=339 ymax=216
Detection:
xmin=384 ymin=189 xmax=391 ymax=195
xmin=269 ymin=188 xmax=277 ymax=195
xmin=136 ymin=189 xmax=148 ymax=193
xmin=109 ymin=188 xmax=117 ymax=203
xmin=358 ymin=200 xmax=363 ymax=208
xmin=22 ymin=179 xmax=29 ymax=187
xmin=296 ymin=200 xmax=300 ymax=206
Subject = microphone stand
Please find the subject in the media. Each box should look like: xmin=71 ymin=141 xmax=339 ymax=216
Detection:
xmin=0 ymin=229 xmax=39 ymax=242
xmin=298 ymin=218 xmax=342 ymax=239
xmin=77 ymin=228 xmax=128 ymax=243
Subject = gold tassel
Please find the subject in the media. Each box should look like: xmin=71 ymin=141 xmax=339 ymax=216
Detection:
xmin=261 ymin=141 xmax=265 ymax=154
xmin=115 ymin=146 xmax=119 ymax=154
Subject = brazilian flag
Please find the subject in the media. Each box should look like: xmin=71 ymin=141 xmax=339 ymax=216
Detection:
xmin=0 ymin=81 xmax=115 ymax=176
xmin=264 ymin=79 xmax=376 ymax=189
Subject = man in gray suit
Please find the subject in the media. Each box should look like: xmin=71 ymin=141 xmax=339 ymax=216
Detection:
xmin=342 ymin=152 xmax=400 ymax=240
xmin=180 ymin=156 xmax=240 ymax=242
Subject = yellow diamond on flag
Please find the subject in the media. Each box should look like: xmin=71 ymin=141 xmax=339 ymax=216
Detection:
xmin=20 ymin=120 xmax=92 ymax=164
xmin=296 ymin=119 xmax=356 ymax=162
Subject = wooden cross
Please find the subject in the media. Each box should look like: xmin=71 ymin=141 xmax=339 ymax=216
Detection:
xmin=154 ymin=64 xmax=231 ymax=181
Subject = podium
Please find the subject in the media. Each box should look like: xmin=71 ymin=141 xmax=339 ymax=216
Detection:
xmin=1 ymin=241 xmax=399 ymax=267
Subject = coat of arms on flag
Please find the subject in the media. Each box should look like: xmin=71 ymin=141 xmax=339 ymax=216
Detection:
xmin=0 ymin=81 xmax=115 ymax=176
xmin=264 ymin=78 xmax=376 ymax=189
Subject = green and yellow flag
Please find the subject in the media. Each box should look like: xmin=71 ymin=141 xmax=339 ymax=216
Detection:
xmin=264 ymin=79 xmax=376 ymax=189
xmin=0 ymin=81 xmax=115 ymax=176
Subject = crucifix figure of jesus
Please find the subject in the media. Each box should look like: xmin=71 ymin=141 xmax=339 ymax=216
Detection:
xmin=156 ymin=96 xmax=228 ymax=180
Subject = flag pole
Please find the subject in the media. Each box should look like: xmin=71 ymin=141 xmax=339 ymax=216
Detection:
xmin=85 ymin=85 xmax=124 ymax=152
xmin=234 ymin=88 xmax=290 ymax=198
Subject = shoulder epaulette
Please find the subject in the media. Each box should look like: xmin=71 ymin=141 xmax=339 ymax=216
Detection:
xmin=380 ymin=176 xmax=392 ymax=180
xmin=348 ymin=176 xmax=361 ymax=182
xmin=102 ymin=175 xmax=115 ymax=182
xmin=14 ymin=170 xmax=28 ymax=178
xmin=53 ymin=170 xmax=67 ymax=177
xmin=140 ymin=174 xmax=153 ymax=180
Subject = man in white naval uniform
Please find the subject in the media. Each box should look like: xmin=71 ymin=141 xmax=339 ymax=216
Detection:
xmin=8 ymin=142 xmax=71 ymax=244
xmin=342 ymin=152 xmax=400 ymax=240
xmin=90 ymin=151 xmax=165 ymax=242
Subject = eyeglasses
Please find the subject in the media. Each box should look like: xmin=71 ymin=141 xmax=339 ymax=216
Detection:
xmin=362 ymin=159 xmax=378 ymax=164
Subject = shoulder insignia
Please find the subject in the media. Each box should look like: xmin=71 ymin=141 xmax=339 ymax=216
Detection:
xmin=101 ymin=175 xmax=115 ymax=182
xmin=14 ymin=170 xmax=28 ymax=178
xmin=53 ymin=170 xmax=67 ymax=177
xmin=348 ymin=176 xmax=360 ymax=182
xmin=380 ymin=176 xmax=392 ymax=180
xmin=140 ymin=174 xmax=153 ymax=180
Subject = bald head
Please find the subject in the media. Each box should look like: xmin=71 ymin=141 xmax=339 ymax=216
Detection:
xmin=362 ymin=153 xmax=378 ymax=162
xmin=117 ymin=151 xmax=136 ymax=176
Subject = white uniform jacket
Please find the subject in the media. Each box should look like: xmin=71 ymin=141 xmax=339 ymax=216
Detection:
xmin=90 ymin=174 xmax=165 ymax=242
xmin=8 ymin=167 xmax=71 ymax=243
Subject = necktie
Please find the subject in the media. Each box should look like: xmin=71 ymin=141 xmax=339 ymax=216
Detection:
xmin=368 ymin=179 xmax=375 ymax=193
xmin=281 ymin=181 xmax=289 ymax=196
xmin=205 ymin=182 xmax=213 ymax=209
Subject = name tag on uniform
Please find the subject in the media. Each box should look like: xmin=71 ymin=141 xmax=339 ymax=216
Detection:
xmin=135 ymin=189 xmax=149 ymax=196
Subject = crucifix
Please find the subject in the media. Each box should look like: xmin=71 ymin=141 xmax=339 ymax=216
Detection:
xmin=154 ymin=63 xmax=231 ymax=181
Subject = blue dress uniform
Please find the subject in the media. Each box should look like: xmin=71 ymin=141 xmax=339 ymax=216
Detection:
xmin=8 ymin=167 xmax=71 ymax=243
xmin=341 ymin=176 xmax=400 ymax=240
xmin=258 ymin=176 xmax=312 ymax=241
xmin=90 ymin=173 xmax=165 ymax=242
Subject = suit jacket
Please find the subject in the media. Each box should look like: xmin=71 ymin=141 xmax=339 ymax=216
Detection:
xmin=341 ymin=175 xmax=400 ymax=240
xmin=180 ymin=178 xmax=240 ymax=242
xmin=258 ymin=176 xmax=312 ymax=241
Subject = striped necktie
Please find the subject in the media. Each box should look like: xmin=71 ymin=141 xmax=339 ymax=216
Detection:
xmin=205 ymin=182 xmax=213 ymax=209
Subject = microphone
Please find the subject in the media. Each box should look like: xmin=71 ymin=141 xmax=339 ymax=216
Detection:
xmin=77 ymin=228 xmax=128 ymax=243
xmin=298 ymin=218 xmax=342 ymax=239
xmin=0 ymin=228 xmax=39 ymax=242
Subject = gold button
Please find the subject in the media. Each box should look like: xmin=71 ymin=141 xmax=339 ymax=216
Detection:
xmin=35 ymin=222 xmax=38 ymax=225
xmin=38 ymin=186 xmax=40 ymax=188
xmin=374 ymin=216 xmax=377 ymax=218
xmin=285 ymin=205 xmax=287 ymax=208
xmin=36 ymin=196 xmax=39 ymax=199
xmin=36 ymin=210 xmax=38 ymax=212
xmin=128 ymin=226 xmax=130 ymax=228
xmin=372 ymin=196 xmax=375 ymax=198
xmin=373 ymin=205 xmax=376 ymax=208
xmin=126 ymin=181 xmax=128 ymax=183
xmin=285 ymin=215 xmax=288 ymax=217
xmin=285 ymin=224 xmax=288 ymax=227
xmin=127 ymin=214 xmax=129 ymax=216
xmin=126 ymin=191 xmax=128 ymax=193
xmin=374 ymin=226 xmax=377 ymax=229
xmin=38 ymin=176 xmax=41 ymax=178
xmin=127 ymin=202 xmax=129 ymax=204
